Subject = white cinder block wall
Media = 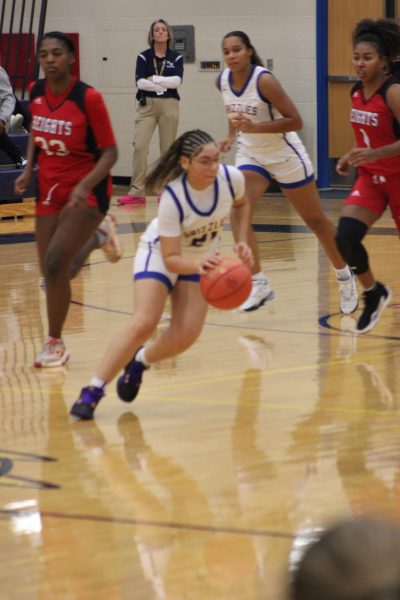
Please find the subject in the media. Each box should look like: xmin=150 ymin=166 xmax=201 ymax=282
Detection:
xmin=44 ymin=0 xmax=318 ymax=179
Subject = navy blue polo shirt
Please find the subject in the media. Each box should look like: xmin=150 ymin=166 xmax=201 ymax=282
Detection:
xmin=135 ymin=47 xmax=184 ymax=101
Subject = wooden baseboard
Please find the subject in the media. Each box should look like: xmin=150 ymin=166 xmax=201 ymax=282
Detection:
xmin=0 ymin=198 xmax=35 ymax=218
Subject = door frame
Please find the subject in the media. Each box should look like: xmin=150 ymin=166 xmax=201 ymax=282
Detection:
xmin=316 ymin=0 xmax=329 ymax=188
xmin=315 ymin=0 xmax=396 ymax=188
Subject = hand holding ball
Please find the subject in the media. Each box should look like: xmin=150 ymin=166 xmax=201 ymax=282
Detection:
xmin=200 ymin=257 xmax=252 ymax=310
xmin=228 ymin=112 xmax=241 ymax=127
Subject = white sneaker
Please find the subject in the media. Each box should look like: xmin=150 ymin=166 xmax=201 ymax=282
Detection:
xmin=34 ymin=338 xmax=69 ymax=368
xmin=15 ymin=157 xmax=27 ymax=168
xmin=7 ymin=113 xmax=24 ymax=133
xmin=338 ymin=273 xmax=358 ymax=314
xmin=237 ymin=278 xmax=275 ymax=312
xmin=98 ymin=214 xmax=124 ymax=263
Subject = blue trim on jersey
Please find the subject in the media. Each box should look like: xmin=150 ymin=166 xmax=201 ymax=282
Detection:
xmin=282 ymin=135 xmax=311 ymax=179
xmin=134 ymin=271 xmax=200 ymax=291
xmin=267 ymin=103 xmax=275 ymax=120
xmin=256 ymin=69 xmax=271 ymax=103
xmin=144 ymin=242 xmax=153 ymax=270
xmin=165 ymin=185 xmax=184 ymax=222
xmin=178 ymin=273 xmax=200 ymax=283
xmin=238 ymin=164 xmax=273 ymax=181
xmin=222 ymin=163 xmax=235 ymax=199
xmin=216 ymin=72 xmax=222 ymax=91
xmin=279 ymin=173 xmax=315 ymax=189
xmin=182 ymin=174 xmax=219 ymax=216
xmin=228 ymin=64 xmax=256 ymax=97
xmin=134 ymin=271 xmax=173 ymax=292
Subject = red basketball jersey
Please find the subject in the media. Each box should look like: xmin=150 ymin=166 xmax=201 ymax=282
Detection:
xmin=350 ymin=78 xmax=400 ymax=176
xmin=29 ymin=77 xmax=116 ymax=196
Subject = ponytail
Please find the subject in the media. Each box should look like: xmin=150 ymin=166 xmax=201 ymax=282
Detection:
xmin=222 ymin=31 xmax=264 ymax=67
xmin=146 ymin=129 xmax=216 ymax=190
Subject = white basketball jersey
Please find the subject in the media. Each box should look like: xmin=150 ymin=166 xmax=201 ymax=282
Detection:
xmin=140 ymin=164 xmax=244 ymax=257
xmin=219 ymin=65 xmax=304 ymax=155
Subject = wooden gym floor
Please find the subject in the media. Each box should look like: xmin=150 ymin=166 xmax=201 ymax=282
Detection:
xmin=1 ymin=191 xmax=400 ymax=599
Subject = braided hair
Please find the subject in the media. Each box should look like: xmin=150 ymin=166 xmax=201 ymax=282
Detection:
xmin=353 ymin=18 xmax=400 ymax=65
xmin=222 ymin=31 xmax=264 ymax=67
xmin=146 ymin=129 xmax=216 ymax=190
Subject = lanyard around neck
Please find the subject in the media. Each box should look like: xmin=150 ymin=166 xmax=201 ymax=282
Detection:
xmin=153 ymin=56 xmax=166 ymax=76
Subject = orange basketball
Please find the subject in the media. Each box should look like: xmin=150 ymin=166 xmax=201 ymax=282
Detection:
xmin=200 ymin=257 xmax=252 ymax=310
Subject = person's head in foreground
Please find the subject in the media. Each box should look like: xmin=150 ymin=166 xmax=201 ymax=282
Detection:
xmin=289 ymin=515 xmax=400 ymax=600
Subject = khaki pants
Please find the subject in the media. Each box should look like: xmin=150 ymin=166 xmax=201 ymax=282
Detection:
xmin=129 ymin=97 xmax=179 ymax=196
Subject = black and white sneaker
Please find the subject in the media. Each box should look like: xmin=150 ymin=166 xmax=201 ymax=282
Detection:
xmin=356 ymin=282 xmax=392 ymax=334
xmin=117 ymin=350 xmax=149 ymax=402
xmin=70 ymin=386 xmax=105 ymax=420
xmin=15 ymin=157 xmax=27 ymax=168
xmin=237 ymin=278 xmax=275 ymax=312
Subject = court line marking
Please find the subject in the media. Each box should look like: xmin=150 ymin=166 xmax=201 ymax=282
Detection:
xmin=69 ymin=299 xmax=400 ymax=344
xmin=1 ymin=383 xmax=397 ymax=417
xmin=319 ymin=311 xmax=400 ymax=341
xmin=62 ymin=355 xmax=400 ymax=417
xmin=1 ymin=219 xmax=397 ymax=244
xmin=0 ymin=507 xmax=296 ymax=540
xmin=7 ymin=225 xmax=399 ymax=342
xmin=104 ymin=394 xmax=400 ymax=417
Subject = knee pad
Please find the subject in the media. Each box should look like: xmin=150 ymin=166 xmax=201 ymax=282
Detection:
xmin=335 ymin=216 xmax=369 ymax=275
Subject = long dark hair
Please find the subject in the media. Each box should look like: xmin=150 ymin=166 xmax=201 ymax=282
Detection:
xmin=146 ymin=129 xmax=216 ymax=190
xmin=222 ymin=31 xmax=263 ymax=67
xmin=353 ymin=18 xmax=400 ymax=71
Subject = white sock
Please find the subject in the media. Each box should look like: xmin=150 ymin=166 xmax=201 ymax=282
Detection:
xmin=335 ymin=265 xmax=352 ymax=281
xmin=89 ymin=377 xmax=106 ymax=389
xmin=96 ymin=229 xmax=107 ymax=247
xmin=135 ymin=347 xmax=150 ymax=366
xmin=364 ymin=282 xmax=377 ymax=293
xmin=252 ymin=271 xmax=267 ymax=282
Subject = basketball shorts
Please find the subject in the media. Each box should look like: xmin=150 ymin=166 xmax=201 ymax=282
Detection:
xmin=134 ymin=242 xmax=200 ymax=292
xmin=344 ymin=169 xmax=400 ymax=230
xmin=235 ymin=144 xmax=314 ymax=188
xmin=35 ymin=176 xmax=111 ymax=216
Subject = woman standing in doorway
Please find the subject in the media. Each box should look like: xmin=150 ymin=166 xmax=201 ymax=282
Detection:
xmin=118 ymin=19 xmax=184 ymax=205
xmin=335 ymin=18 xmax=400 ymax=333
xmin=14 ymin=31 xmax=122 ymax=368
xmin=217 ymin=31 xmax=358 ymax=314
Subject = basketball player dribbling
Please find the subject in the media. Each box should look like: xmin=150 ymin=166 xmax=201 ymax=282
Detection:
xmin=14 ymin=31 xmax=123 ymax=368
xmin=217 ymin=31 xmax=358 ymax=314
xmin=70 ymin=130 xmax=253 ymax=420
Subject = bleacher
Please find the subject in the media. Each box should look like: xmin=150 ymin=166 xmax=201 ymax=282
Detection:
xmin=0 ymin=102 xmax=36 ymax=219
xmin=0 ymin=0 xmax=47 ymax=220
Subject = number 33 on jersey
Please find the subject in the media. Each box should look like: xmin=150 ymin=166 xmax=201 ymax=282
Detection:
xmin=29 ymin=78 xmax=116 ymax=189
